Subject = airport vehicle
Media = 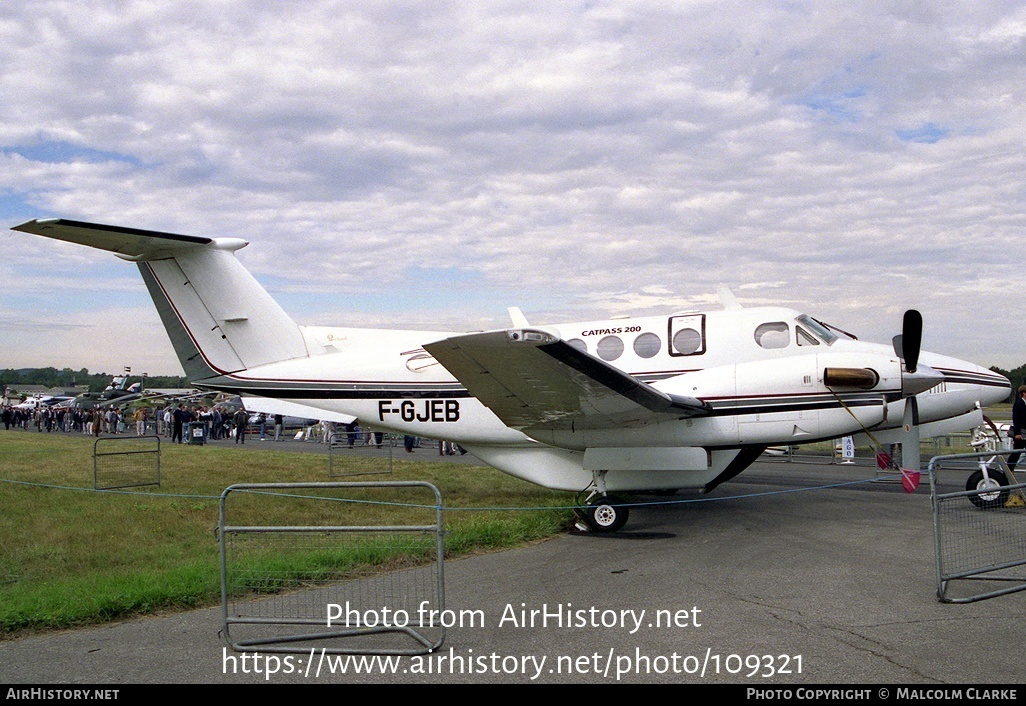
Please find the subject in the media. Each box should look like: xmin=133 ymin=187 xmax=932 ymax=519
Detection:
xmin=13 ymin=218 xmax=1012 ymax=531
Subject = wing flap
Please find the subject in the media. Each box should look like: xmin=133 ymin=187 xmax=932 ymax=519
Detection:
xmin=424 ymin=329 xmax=710 ymax=431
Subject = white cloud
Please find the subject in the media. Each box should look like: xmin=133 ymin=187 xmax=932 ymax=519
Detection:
xmin=2 ymin=0 xmax=1025 ymax=372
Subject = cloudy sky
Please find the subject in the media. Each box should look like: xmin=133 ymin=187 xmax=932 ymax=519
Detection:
xmin=2 ymin=1 xmax=1024 ymax=376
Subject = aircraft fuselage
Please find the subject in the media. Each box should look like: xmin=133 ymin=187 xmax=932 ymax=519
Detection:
xmin=196 ymin=306 xmax=1008 ymax=491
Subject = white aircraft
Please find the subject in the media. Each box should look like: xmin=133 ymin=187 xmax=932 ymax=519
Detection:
xmin=12 ymin=393 xmax=74 ymax=411
xmin=13 ymin=218 xmax=1012 ymax=531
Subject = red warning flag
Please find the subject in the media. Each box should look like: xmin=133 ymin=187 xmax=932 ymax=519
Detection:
xmin=901 ymin=469 xmax=921 ymax=493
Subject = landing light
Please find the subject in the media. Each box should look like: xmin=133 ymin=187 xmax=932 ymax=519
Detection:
xmin=508 ymin=330 xmax=556 ymax=344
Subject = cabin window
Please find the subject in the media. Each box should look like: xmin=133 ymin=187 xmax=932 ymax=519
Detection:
xmin=668 ymin=314 xmax=706 ymax=356
xmin=596 ymin=335 xmax=624 ymax=361
xmin=633 ymin=332 xmax=661 ymax=358
xmin=673 ymin=328 xmax=702 ymax=355
xmin=567 ymin=338 xmax=587 ymax=352
xmin=796 ymin=327 xmax=819 ymax=346
xmin=754 ymin=322 xmax=790 ymax=349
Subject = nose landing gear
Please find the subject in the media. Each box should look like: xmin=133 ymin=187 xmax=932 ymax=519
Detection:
xmin=966 ymin=468 xmax=1010 ymax=509
xmin=576 ymin=493 xmax=629 ymax=533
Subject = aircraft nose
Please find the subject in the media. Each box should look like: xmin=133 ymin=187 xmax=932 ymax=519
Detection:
xmin=986 ymin=375 xmax=1013 ymax=406
xmin=923 ymin=353 xmax=1012 ymax=406
xmin=962 ymin=361 xmax=1012 ymax=406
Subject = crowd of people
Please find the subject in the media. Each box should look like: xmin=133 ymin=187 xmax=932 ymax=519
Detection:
xmin=0 ymin=402 xmax=403 ymax=448
xmin=1 ymin=400 xmax=466 ymax=455
xmin=2 ymin=404 xmax=131 ymax=435
xmin=0 ymin=402 xmax=250 ymax=442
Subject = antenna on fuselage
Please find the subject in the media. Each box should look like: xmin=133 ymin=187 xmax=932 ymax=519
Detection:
xmin=508 ymin=307 xmax=530 ymax=327
xmin=716 ymin=287 xmax=742 ymax=310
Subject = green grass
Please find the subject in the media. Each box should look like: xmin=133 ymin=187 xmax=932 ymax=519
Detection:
xmin=0 ymin=433 xmax=573 ymax=636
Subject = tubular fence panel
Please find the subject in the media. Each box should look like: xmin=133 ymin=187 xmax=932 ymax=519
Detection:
xmin=219 ymin=482 xmax=445 ymax=654
xmin=928 ymin=451 xmax=1026 ymax=603
xmin=93 ymin=435 xmax=160 ymax=490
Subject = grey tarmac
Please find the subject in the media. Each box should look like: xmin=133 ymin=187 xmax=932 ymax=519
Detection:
xmin=1 ymin=454 xmax=1023 ymax=684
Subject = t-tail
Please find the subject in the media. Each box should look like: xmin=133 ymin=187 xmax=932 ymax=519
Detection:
xmin=12 ymin=219 xmax=309 ymax=384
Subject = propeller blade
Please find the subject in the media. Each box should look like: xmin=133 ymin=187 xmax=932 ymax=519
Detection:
xmin=901 ymin=309 xmax=922 ymax=374
xmin=894 ymin=310 xmax=938 ymax=396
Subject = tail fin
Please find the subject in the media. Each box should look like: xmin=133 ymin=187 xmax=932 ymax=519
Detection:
xmin=12 ymin=218 xmax=308 ymax=381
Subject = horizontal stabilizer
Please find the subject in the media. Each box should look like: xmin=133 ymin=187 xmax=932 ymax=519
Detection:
xmin=424 ymin=329 xmax=710 ymax=432
xmin=240 ymin=396 xmax=355 ymax=425
xmin=12 ymin=218 xmax=219 ymax=259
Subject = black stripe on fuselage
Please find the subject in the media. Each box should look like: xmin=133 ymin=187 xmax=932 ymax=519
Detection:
xmin=192 ymin=378 xmax=472 ymax=399
xmin=191 ymin=375 xmax=888 ymax=420
xmin=936 ymin=368 xmax=1011 ymax=388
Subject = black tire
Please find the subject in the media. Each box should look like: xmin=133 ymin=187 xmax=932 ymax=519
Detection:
xmin=966 ymin=469 xmax=1009 ymax=509
xmin=586 ymin=495 xmax=629 ymax=533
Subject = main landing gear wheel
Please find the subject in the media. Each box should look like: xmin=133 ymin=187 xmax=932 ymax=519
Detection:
xmin=966 ymin=469 xmax=1009 ymax=509
xmin=585 ymin=495 xmax=629 ymax=533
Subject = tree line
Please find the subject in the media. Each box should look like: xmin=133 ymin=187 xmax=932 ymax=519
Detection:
xmin=1 ymin=368 xmax=189 ymax=394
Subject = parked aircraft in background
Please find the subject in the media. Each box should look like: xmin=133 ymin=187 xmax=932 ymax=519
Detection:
xmin=11 ymin=394 xmax=74 ymax=411
xmin=13 ymin=218 xmax=1011 ymax=531
xmin=73 ymin=375 xmax=142 ymax=409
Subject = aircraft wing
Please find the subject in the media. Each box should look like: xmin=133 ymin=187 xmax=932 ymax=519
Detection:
xmin=240 ymin=396 xmax=355 ymax=425
xmin=424 ymin=329 xmax=710 ymax=431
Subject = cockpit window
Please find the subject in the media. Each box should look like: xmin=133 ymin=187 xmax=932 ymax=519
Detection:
xmin=795 ymin=314 xmax=837 ymax=345
xmin=796 ymin=327 xmax=819 ymax=346
xmin=754 ymin=322 xmax=790 ymax=349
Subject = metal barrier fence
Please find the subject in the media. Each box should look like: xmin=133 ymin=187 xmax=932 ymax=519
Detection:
xmin=93 ymin=435 xmax=161 ymax=490
xmin=928 ymin=450 xmax=1026 ymax=603
xmin=328 ymin=432 xmax=393 ymax=477
xmin=219 ymin=482 xmax=445 ymax=654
